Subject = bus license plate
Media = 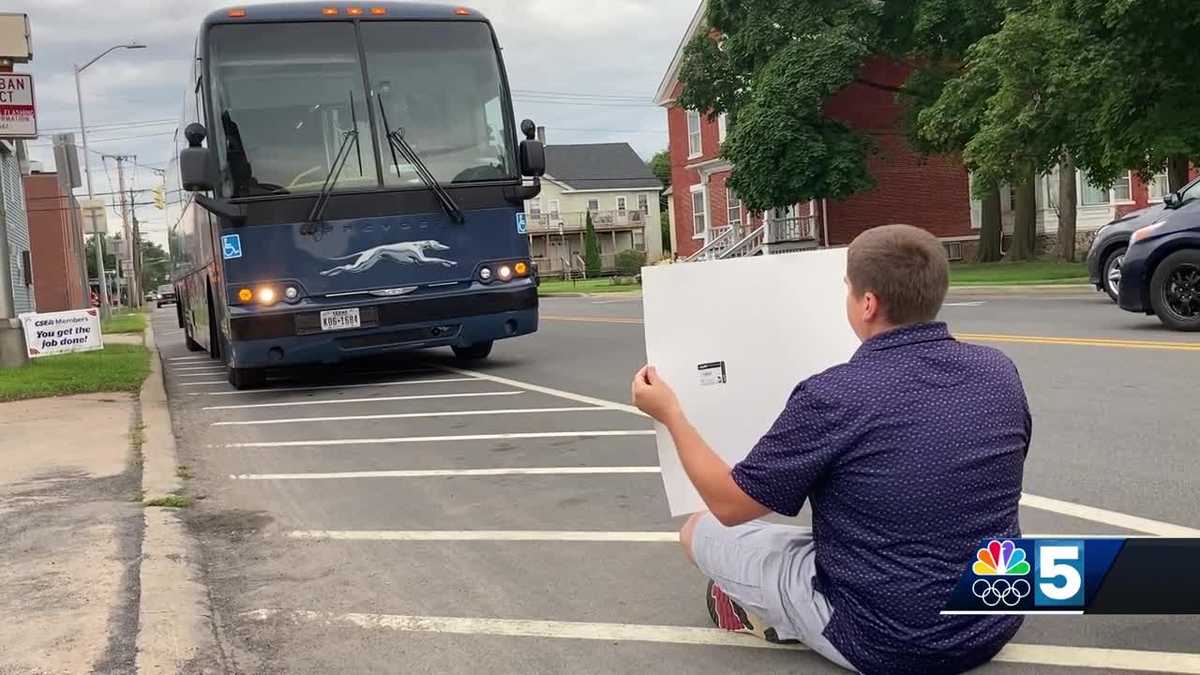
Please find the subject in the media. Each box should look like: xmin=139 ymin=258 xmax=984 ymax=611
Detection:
xmin=320 ymin=308 xmax=361 ymax=331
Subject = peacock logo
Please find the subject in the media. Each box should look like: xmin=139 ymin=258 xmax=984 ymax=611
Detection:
xmin=973 ymin=539 xmax=1031 ymax=576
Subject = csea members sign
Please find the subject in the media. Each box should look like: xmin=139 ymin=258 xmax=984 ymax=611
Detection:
xmin=18 ymin=308 xmax=104 ymax=358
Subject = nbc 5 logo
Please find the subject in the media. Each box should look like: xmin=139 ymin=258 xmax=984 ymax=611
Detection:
xmin=1034 ymin=540 xmax=1085 ymax=607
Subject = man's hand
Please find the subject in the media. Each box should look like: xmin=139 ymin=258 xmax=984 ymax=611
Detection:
xmin=632 ymin=365 xmax=682 ymax=423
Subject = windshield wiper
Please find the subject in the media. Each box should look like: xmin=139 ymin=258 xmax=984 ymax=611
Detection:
xmin=302 ymin=128 xmax=359 ymax=235
xmin=377 ymin=97 xmax=465 ymax=224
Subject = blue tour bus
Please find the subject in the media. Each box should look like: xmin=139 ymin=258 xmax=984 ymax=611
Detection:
xmin=167 ymin=2 xmax=545 ymax=389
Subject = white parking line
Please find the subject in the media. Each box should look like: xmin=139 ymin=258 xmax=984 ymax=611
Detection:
xmin=200 ymin=377 xmax=479 ymax=397
xmin=243 ymin=610 xmax=1200 ymax=673
xmin=1020 ymin=493 xmax=1200 ymax=537
xmin=440 ymin=366 xmax=1200 ymax=539
xmin=178 ymin=372 xmax=227 ymax=378
xmin=436 ymin=365 xmax=647 ymax=417
xmin=203 ymin=390 xmax=523 ymax=412
xmin=173 ymin=366 xmax=226 ymax=373
xmin=220 ymin=429 xmax=656 ymax=448
xmin=287 ymin=530 xmax=679 ymax=542
xmin=180 ymin=381 xmax=228 ymax=386
xmin=943 ymin=301 xmax=987 ymax=307
xmin=213 ymin=405 xmax=605 ymax=426
xmin=234 ymin=466 xmax=660 ymax=480
xmin=168 ymin=356 xmax=210 ymax=362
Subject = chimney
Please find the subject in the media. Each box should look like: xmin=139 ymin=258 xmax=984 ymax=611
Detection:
xmin=536 ymin=126 xmax=546 ymax=144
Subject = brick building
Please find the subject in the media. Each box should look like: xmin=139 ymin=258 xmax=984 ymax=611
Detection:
xmin=655 ymin=1 xmax=1190 ymax=262
xmin=23 ymin=171 xmax=88 ymax=312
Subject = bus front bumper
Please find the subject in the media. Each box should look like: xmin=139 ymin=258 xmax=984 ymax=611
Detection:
xmin=224 ymin=286 xmax=538 ymax=369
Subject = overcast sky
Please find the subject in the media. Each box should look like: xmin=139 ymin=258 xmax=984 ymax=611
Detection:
xmin=11 ymin=0 xmax=698 ymax=245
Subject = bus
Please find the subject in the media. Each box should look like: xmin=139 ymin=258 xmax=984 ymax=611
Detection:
xmin=166 ymin=2 xmax=545 ymax=389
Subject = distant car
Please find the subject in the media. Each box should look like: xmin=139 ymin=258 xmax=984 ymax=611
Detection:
xmin=1086 ymin=202 xmax=1172 ymax=302
xmin=1118 ymin=184 xmax=1200 ymax=330
xmin=156 ymin=285 xmax=176 ymax=308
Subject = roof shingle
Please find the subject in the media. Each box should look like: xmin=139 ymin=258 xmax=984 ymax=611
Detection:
xmin=544 ymin=143 xmax=663 ymax=191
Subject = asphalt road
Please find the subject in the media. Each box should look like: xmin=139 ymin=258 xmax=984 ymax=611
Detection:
xmin=155 ymin=286 xmax=1200 ymax=674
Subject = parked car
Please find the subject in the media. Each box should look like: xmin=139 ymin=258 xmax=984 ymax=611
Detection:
xmin=1118 ymin=184 xmax=1200 ymax=330
xmin=156 ymin=284 xmax=176 ymax=308
xmin=1086 ymin=202 xmax=1172 ymax=302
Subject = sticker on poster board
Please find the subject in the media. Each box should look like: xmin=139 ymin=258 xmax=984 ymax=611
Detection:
xmin=515 ymin=212 xmax=528 ymax=234
xmin=697 ymin=361 xmax=727 ymax=386
xmin=221 ymin=234 xmax=243 ymax=260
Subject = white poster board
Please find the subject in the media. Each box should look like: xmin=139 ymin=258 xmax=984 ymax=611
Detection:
xmin=642 ymin=249 xmax=860 ymax=516
xmin=18 ymin=308 xmax=104 ymax=358
xmin=0 ymin=73 xmax=36 ymax=139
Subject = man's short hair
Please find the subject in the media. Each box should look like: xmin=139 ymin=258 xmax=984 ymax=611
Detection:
xmin=847 ymin=224 xmax=949 ymax=325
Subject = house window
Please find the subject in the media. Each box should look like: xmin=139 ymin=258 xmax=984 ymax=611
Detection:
xmin=637 ymin=194 xmax=649 ymax=214
xmin=548 ymin=199 xmax=560 ymax=219
xmin=1113 ymin=174 xmax=1132 ymax=202
xmin=21 ymin=250 xmax=32 ymax=286
xmin=718 ymin=113 xmax=728 ymax=143
xmin=1149 ymin=170 xmax=1171 ymax=201
xmin=726 ymin=188 xmax=742 ymax=226
xmin=687 ymin=109 xmax=702 ymax=157
xmin=528 ymin=200 xmax=542 ymax=220
xmin=587 ymin=198 xmax=599 ymax=212
xmin=690 ymin=185 xmax=707 ymax=238
xmin=1080 ymin=172 xmax=1133 ymax=206
xmin=616 ymin=196 xmax=627 ymax=214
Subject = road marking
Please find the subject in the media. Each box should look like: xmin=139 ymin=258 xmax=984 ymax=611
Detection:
xmin=178 ymin=372 xmax=227 ymax=378
xmin=213 ymin=405 xmax=605 ymax=426
xmin=441 ymin=366 xmax=1200 ymax=538
xmin=220 ymin=429 xmax=656 ymax=448
xmin=202 ymin=390 xmax=523 ymax=412
xmin=943 ymin=301 xmax=987 ymax=307
xmin=243 ymin=610 xmax=1200 ymax=672
xmin=436 ymin=365 xmax=647 ymax=417
xmin=1020 ymin=493 xmax=1200 ymax=537
xmin=168 ymin=356 xmax=210 ymax=362
xmin=287 ymin=530 xmax=679 ymax=542
xmin=541 ymin=315 xmax=1200 ymax=352
xmin=180 ymin=381 xmax=228 ymax=386
xmin=199 ymin=377 xmax=479 ymax=397
xmin=173 ymin=365 xmax=226 ymax=372
xmin=958 ymin=332 xmax=1200 ymax=352
xmin=235 ymin=466 xmax=660 ymax=480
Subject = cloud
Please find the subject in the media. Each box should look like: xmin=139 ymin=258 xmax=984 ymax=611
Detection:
xmin=18 ymin=0 xmax=701 ymax=246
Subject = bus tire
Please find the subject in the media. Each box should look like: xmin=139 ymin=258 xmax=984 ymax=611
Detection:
xmin=227 ymin=366 xmax=266 ymax=390
xmin=452 ymin=341 xmax=493 ymax=361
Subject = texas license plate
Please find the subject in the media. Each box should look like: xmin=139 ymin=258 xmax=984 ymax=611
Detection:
xmin=320 ymin=308 xmax=361 ymax=331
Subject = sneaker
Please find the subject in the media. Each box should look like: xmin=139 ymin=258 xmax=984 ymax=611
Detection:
xmin=706 ymin=579 xmax=798 ymax=645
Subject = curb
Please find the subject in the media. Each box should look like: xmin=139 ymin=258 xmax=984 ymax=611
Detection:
xmin=948 ymin=283 xmax=1095 ymax=294
xmin=135 ymin=322 xmax=214 ymax=673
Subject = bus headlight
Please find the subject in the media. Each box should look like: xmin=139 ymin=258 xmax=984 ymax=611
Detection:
xmin=498 ymin=265 xmax=513 ymax=281
xmin=237 ymin=288 xmax=253 ymax=303
xmin=256 ymin=287 xmax=278 ymax=306
xmin=479 ymin=267 xmax=493 ymax=282
xmin=284 ymin=286 xmax=300 ymax=302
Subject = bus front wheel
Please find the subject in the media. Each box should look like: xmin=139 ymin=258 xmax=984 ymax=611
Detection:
xmin=452 ymin=341 xmax=493 ymax=362
xmin=227 ymin=366 xmax=266 ymax=390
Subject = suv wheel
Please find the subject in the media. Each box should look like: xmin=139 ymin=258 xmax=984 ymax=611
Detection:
xmin=1149 ymin=249 xmax=1200 ymax=331
xmin=452 ymin=341 xmax=494 ymax=362
xmin=1102 ymin=246 xmax=1126 ymax=303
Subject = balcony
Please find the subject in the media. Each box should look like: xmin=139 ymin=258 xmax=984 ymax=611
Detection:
xmin=768 ymin=216 xmax=817 ymax=243
xmin=525 ymin=209 xmax=649 ymax=234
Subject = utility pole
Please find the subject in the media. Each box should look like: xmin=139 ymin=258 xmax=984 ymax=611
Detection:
xmin=113 ymin=154 xmax=141 ymax=308
xmin=130 ymin=181 xmax=143 ymax=307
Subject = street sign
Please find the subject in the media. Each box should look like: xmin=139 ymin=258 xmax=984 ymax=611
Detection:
xmin=0 ymin=14 xmax=31 ymax=63
xmin=18 ymin=308 xmax=104 ymax=358
xmin=79 ymin=198 xmax=108 ymax=234
xmin=0 ymin=73 xmax=36 ymax=139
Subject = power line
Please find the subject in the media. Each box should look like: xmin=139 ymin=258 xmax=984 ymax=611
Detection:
xmin=34 ymin=117 xmax=177 ymax=135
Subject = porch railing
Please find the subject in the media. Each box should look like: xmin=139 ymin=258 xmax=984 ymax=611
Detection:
xmin=768 ymin=215 xmax=818 ymax=243
xmin=525 ymin=209 xmax=648 ymax=233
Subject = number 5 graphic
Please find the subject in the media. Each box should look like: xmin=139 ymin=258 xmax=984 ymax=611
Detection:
xmin=1035 ymin=541 xmax=1085 ymax=606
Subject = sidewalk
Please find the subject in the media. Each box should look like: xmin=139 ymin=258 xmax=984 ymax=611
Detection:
xmin=0 ymin=319 xmax=212 ymax=674
xmin=0 ymin=392 xmax=142 ymax=673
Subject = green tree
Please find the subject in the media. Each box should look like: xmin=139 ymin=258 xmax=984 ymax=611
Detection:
xmin=583 ymin=211 xmax=602 ymax=277
xmin=85 ymin=235 xmax=118 ymax=281
xmin=140 ymin=240 xmax=170 ymax=292
xmin=649 ymin=150 xmax=672 ymax=210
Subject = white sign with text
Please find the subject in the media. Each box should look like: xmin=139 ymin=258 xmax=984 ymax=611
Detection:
xmin=0 ymin=73 xmax=36 ymax=138
xmin=19 ymin=308 xmax=104 ymax=358
xmin=641 ymin=248 xmax=860 ymax=516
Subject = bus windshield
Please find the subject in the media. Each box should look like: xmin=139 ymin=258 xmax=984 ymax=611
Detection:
xmin=208 ymin=21 xmax=515 ymax=200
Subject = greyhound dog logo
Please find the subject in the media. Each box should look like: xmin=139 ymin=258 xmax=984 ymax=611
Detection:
xmin=320 ymin=240 xmax=457 ymax=277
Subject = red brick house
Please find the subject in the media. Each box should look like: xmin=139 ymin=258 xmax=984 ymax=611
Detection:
xmin=655 ymin=2 xmax=1188 ymax=261
xmin=23 ymin=171 xmax=88 ymax=312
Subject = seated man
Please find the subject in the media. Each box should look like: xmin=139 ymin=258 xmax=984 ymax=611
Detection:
xmin=632 ymin=225 xmax=1030 ymax=674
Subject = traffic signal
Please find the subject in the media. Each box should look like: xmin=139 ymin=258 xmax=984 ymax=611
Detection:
xmin=152 ymin=184 xmax=165 ymax=210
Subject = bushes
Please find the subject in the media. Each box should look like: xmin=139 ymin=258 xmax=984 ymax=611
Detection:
xmin=614 ymin=249 xmax=647 ymax=277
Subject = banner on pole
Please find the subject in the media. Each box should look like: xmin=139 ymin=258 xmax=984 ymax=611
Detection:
xmin=18 ymin=308 xmax=104 ymax=358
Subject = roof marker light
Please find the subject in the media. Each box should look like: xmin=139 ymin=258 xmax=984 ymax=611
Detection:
xmin=228 ymin=8 xmax=246 ymax=17
xmin=454 ymin=7 xmax=471 ymax=16
xmin=321 ymin=7 xmax=339 ymax=15
xmin=347 ymin=6 xmax=364 ymax=15
xmin=369 ymin=7 xmax=387 ymax=14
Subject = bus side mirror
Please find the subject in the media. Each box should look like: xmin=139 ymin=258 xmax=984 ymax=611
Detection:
xmin=180 ymin=123 xmax=215 ymax=192
xmin=1164 ymin=192 xmax=1182 ymax=209
xmin=519 ymin=120 xmax=545 ymax=177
